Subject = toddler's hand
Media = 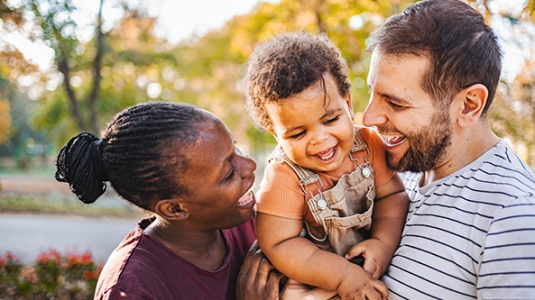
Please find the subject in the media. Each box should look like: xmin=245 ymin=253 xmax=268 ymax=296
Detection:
xmin=281 ymin=278 xmax=339 ymax=300
xmin=336 ymin=265 xmax=388 ymax=300
xmin=345 ymin=238 xmax=393 ymax=279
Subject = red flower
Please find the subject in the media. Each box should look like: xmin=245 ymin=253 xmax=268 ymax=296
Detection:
xmin=82 ymin=270 xmax=100 ymax=280
xmin=37 ymin=249 xmax=62 ymax=265
xmin=81 ymin=251 xmax=93 ymax=265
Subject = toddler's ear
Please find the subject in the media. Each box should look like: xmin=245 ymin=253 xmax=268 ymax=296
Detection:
xmin=345 ymin=93 xmax=353 ymax=109
xmin=267 ymin=128 xmax=279 ymax=141
xmin=346 ymin=94 xmax=355 ymax=117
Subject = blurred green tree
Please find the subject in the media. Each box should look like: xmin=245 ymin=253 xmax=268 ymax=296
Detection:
xmin=1 ymin=0 xmax=534 ymax=171
xmin=29 ymin=1 xmax=178 ymax=145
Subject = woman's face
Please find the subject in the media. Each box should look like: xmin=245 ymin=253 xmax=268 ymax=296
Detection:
xmin=177 ymin=116 xmax=257 ymax=230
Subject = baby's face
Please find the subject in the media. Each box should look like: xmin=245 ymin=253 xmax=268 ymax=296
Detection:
xmin=266 ymin=73 xmax=355 ymax=172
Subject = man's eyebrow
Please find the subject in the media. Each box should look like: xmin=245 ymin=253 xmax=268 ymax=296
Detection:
xmin=377 ymin=91 xmax=411 ymax=105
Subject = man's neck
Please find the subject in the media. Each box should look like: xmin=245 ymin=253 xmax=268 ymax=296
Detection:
xmin=420 ymin=123 xmax=499 ymax=186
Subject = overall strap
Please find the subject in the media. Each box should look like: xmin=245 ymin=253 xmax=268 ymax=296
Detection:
xmin=350 ymin=127 xmax=371 ymax=164
xmin=268 ymin=128 xmax=371 ymax=189
xmin=350 ymin=128 xmax=367 ymax=153
xmin=269 ymin=147 xmax=320 ymax=187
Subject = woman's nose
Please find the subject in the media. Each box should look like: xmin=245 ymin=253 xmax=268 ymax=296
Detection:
xmin=240 ymin=155 xmax=257 ymax=178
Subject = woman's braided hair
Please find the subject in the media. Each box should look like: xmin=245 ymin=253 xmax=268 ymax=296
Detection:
xmin=55 ymin=102 xmax=207 ymax=210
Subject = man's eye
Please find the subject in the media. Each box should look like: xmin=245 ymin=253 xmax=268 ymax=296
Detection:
xmin=389 ymin=101 xmax=403 ymax=109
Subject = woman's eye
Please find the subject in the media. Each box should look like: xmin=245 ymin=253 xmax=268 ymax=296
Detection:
xmin=224 ymin=169 xmax=235 ymax=182
xmin=235 ymin=146 xmax=243 ymax=156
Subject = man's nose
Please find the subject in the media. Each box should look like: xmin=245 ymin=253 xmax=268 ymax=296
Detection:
xmin=362 ymin=96 xmax=387 ymax=127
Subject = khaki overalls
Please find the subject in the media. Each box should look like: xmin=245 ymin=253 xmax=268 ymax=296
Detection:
xmin=269 ymin=130 xmax=375 ymax=262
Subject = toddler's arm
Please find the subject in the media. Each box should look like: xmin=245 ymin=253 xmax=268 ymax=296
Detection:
xmin=256 ymin=212 xmax=388 ymax=299
xmin=346 ymin=173 xmax=409 ymax=278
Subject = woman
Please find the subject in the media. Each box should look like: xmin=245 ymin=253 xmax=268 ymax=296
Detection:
xmin=55 ymin=102 xmax=282 ymax=299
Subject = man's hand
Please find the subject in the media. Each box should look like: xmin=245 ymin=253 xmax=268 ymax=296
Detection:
xmin=237 ymin=241 xmax=283 ymax=300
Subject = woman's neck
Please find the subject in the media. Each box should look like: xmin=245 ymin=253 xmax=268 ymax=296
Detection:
xmin=145 ymin=218 xmax=227 ymax=271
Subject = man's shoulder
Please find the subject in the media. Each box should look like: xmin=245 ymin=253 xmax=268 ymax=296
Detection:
xmin=475 ymin=140 xmax=535 ymax=189
xmin=447 ymin=140 xmax=535 ymax=203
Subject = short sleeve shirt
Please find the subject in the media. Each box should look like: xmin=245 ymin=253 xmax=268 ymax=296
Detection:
xmin=256 ymin=126 xmax=395 ymax=227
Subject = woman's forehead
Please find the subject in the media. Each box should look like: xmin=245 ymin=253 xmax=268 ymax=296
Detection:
xmin=190 ymin=119 xmax=233 ymax=159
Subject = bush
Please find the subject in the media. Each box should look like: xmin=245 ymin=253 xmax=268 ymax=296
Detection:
xmin=0 ymin=250 xmax=102 ymax=299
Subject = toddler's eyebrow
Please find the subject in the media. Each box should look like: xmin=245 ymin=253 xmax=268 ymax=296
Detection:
xmin=322 ymin=107 xmax=343 ymax=117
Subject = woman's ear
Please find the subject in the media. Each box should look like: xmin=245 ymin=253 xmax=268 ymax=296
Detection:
xmin=455 ymin=84 xmax=488 ymax=128
xmin=154 ymin=199 xmax=190 ymax=221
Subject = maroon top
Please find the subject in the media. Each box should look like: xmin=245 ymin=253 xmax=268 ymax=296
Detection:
xmin=95 ymin=217 xmax=256 ymax=300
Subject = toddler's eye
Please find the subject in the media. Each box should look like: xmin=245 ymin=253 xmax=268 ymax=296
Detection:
xmin=325 ymin=116 xmax=339 ymax=124
xmin=289 ymin=131 xmax=305 ymax=139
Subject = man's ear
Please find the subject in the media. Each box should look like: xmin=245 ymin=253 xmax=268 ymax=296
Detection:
xmin=455 ymin=84 xmax=488 ymax=128
xmin=154 ymin=199 xmax=190 ymax=221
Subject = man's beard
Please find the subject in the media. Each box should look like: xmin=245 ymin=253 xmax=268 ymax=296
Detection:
xmin=386 ymin=110 xmax=452 ymax=173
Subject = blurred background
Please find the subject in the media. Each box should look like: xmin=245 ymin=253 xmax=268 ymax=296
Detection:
xmin=0 ymin=0 xmax=534 ymax=298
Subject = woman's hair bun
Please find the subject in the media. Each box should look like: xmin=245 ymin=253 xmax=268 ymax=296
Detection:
xmin=55 ymin=132 xmax=108 ymax=204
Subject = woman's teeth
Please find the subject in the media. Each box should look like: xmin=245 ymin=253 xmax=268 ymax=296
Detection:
xmin=237 ymin=190 xmax=255 ymax=206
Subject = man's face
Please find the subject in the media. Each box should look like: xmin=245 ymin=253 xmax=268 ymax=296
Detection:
xmin=362 ymin=50 xmax=453 ymax=173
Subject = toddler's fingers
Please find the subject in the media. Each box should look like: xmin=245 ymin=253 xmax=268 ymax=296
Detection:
xmin=345 ymin=243 xmax=365 ymax=260
xmin=363 ymin=260 xmax=379 ymax=278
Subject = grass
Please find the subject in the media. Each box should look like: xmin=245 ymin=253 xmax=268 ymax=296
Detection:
xmin=0 ymin=192 xmax=143 ymax=219
xmin=0 ymin=159 xmax=144 ymax=219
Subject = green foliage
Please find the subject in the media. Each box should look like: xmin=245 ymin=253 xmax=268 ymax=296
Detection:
xmin=3 ymin=0 xmax=535 ymax=169
xmin=0 ymin=250 xmax=102 ymax=299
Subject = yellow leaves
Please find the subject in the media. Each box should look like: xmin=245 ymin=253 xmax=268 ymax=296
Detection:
xmin=0 ymin=99 xmax=11 ymax=145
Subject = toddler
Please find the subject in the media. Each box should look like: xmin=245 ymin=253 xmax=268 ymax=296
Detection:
xmin=244 ymin=30 xmax=409 ymax=299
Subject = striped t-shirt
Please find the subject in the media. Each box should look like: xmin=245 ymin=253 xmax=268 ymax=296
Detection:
xmin=383 ymin=139 xmax=535 ymax=299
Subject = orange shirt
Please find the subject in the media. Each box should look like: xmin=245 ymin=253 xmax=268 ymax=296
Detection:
xmin=256 ymin=126 xmax=395 ymax=228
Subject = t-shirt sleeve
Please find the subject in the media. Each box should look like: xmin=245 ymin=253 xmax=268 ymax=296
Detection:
xmin=255 ymin=159 xmax=305 ymax=220
xmin=477 ymin=197 xmax=535 ymax=299
xmin=357 ymin=126 xmax=396 ymax=188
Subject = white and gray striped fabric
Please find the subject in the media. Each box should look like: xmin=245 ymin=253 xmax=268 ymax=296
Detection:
xmin=383 ymin=139 xmax=535 ymax=300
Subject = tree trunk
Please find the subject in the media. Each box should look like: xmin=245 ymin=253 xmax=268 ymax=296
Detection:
xmin=88 ymin=0 xmax=105 ymax=134
xmin=57 ymin=58 xmax=86 ymax=132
